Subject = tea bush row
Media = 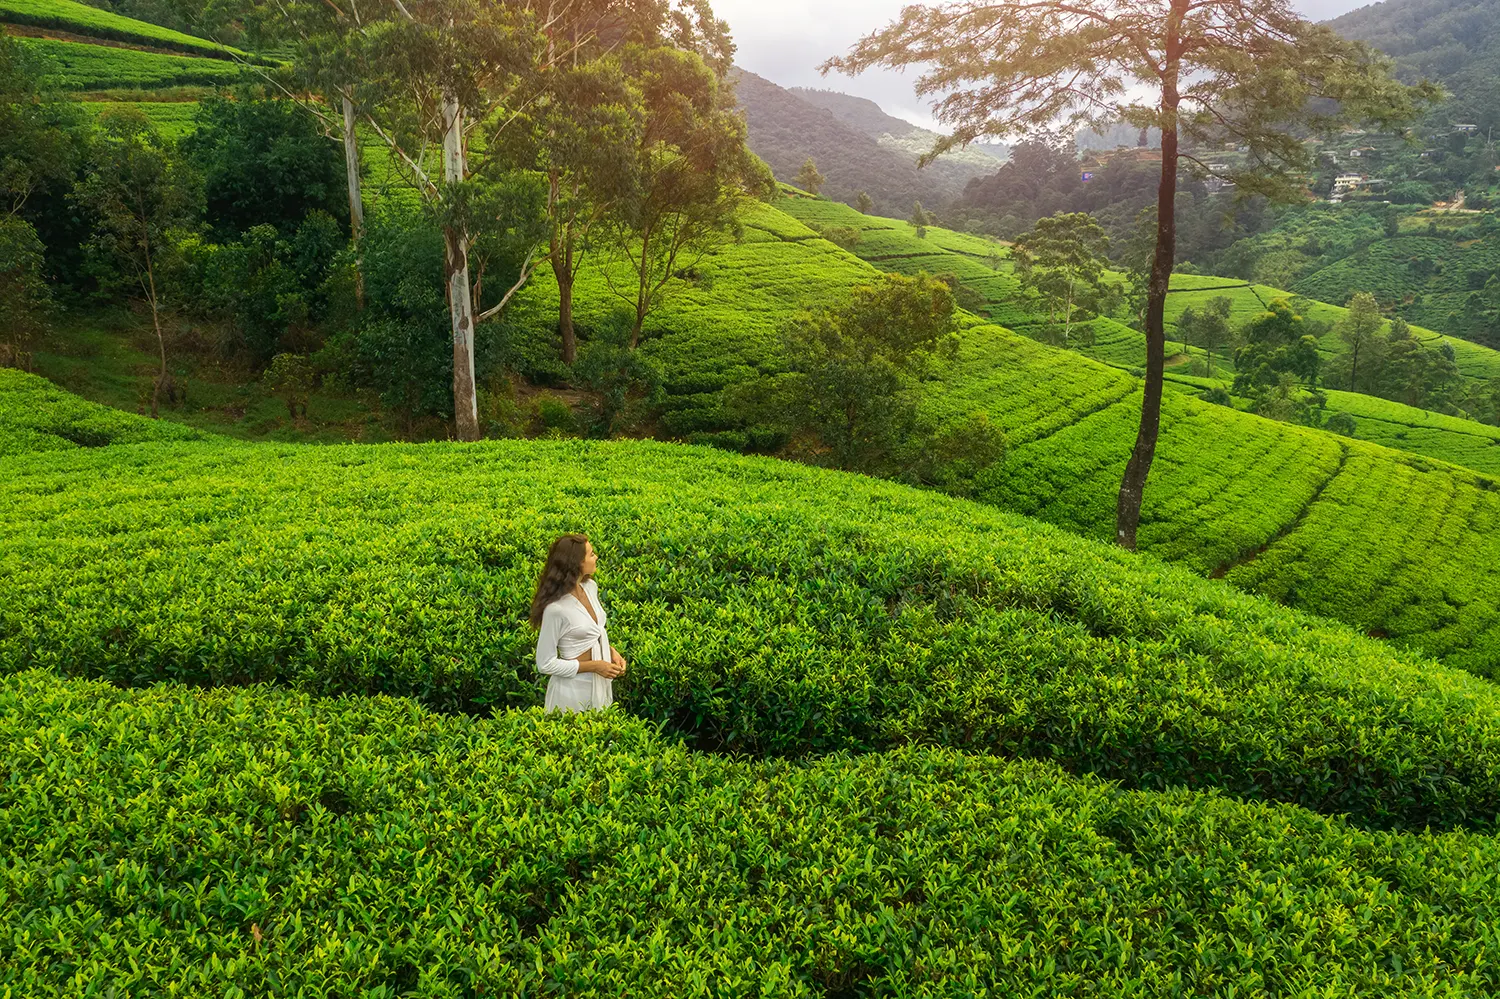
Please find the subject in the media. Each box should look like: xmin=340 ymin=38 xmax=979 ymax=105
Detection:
xmin=4 ymin=670 xmax=1499 ymax=997
xmin=0 ymin=0 xmax=249 ymax=59
xmin=0 ymin=368 xmax=207 ymax=456
xmin=22 ymin=37 xmax=245 ymax=89
xmin=6 ymin=406 xmax=1500 ymax=831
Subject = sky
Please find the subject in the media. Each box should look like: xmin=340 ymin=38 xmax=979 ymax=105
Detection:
xmin=714 ymin=0 xmax=1381 ymax=132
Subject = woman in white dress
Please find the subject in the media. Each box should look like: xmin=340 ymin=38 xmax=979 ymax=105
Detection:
xmin=529 ymin=533 xmax=628 ymax=712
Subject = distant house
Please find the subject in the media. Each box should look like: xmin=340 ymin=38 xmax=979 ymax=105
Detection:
xmin=1454 ymin=123 xmax=1480 ymax=134
xmin=1332 ymin=173 xmax=1367 ymax=197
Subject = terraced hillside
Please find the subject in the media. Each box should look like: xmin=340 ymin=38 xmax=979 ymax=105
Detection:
xmin=505 ymin=199 xmax=1500 ymax=674
xmin=2 ymin=0 xmax=249 ymax=96
xmin=7 ymin=369 xmax=1500 ymax=833
xmin=782 ymin=194 xmax=1500 ymax=385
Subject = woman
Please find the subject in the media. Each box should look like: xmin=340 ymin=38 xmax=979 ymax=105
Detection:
xmin=529 ymin=533 xmax=627 ymax=712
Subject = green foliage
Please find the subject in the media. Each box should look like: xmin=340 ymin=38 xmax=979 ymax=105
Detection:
xmin=732 ymin=272 xmax=958 ymax=473
xmin=181 ymin=97 xmax=350 ymax=239
xmin=855 ymin=190 xmax=872 ymax=213
xmin=819 ymin=224 xmax=862 ymax=249
xmin=1232 ymin=300 xmax=1323 ymax=398
xmin=1325 ymin=410 xmax=1358 ymax=436
xmin=794 ymin=155 xmax=823 ymax=195
xmin=181 ymin=214 xmax=344 ymax=364
xmin=0 ymin=217 xmax=48 ymax=366
xmin=530 ymin=392 xmax=577 ymax=435
xmin=908 ymin=199 xmax=928 ymax=238
xmin=0 ymin=0 xmax=250 ymax=59
xmin=1012 ymin=211 xmax=1112 ymax=348
xmin=261 ymin=352 xmax=313 ymax=419
xmin=1175 ymin=296 xmax=1233 ymax=376
xmin=8 ymin=669 xmax=1500 ymax=995
xmin=10 ymin=375 xmax=1500 ymax=833
xmin=19 ymin=37 xmax=244 ymax=90
xmin=0 ymin=367 xmax=206 ymax=455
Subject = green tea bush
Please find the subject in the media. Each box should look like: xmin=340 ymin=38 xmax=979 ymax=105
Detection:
xmin=0 ymin=0 xmax=253 ymax=60
xmin=22 ymin=37 xmax=244 ymax=90
xmin=4 ymin=670 xmax=1500 ymax=996
xmin=0 ymin=368 xmax=206 ymax=455
xmin=6 ymin=387 xmax=1500 ymax=831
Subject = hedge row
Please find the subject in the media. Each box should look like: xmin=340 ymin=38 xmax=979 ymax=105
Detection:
xmin=5 ymin=388 xmax=1500 ymax=832
xmin=22 ymin=37 xmax=245 ymax=90
xmin=3 ymin=671 xmax=1498 ymax=997
xmin=0 ymin=368 xmax=207 ymax=456
xmin=0 ymin=0 xmax=251 ymax=60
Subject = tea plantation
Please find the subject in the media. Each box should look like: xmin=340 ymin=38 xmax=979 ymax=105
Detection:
xmin=8 ymin=377 xmax=1500 ymax=993
xmin=496 ymin=200 xmax=1500 ymax=675
xmin=4 ymin=670 xmax=1500 ymax=996
xmin=8 ymin=368 xmax=1500 ymax=834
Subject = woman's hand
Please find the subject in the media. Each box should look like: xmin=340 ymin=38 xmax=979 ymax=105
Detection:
xmin=610 ymin=648 xmax=628 ymax=672
xmin=579 ymin=657 xmax=625 ymax=679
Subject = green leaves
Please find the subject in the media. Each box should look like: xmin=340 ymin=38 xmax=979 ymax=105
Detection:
xmin=3 ymin=670 xmax=1500 ymax=995
xmin=6 ymin=366 xmax=1500 ymax=833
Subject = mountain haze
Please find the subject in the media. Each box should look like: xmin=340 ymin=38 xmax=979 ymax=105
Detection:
xmin=731 ymin=68 xmax=1001 ymax=211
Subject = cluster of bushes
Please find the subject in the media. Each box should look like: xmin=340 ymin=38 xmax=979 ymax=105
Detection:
xmin=4 ymin=669 xmax=1499 ymax=995
xmin=6 ymin=400 xmax=1500 ymax=832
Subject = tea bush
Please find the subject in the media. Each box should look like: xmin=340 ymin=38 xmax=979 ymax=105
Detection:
xmin=21 ymin=37 xmax=244 ymax=90
xmin=4 ymin=670 xmax=1499 ymax=997
xmin=6 ymin=379 xmax=1500 ymax=831
xmin=0 ymin=0 xmax=250 ymax=60
xmin=0 ymin=367 xmax=207 ymax=455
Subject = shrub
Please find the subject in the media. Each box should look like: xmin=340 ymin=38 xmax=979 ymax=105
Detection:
xmin=531 ymin=393 xmax=577 ymax=435
xmin=6 ymin=408 xmax=1500 ymax=832
xmin=1325 ymin=411 xmax=1357 ymax=437
xmin=4 ymin=670 xmax=1500 ymax=996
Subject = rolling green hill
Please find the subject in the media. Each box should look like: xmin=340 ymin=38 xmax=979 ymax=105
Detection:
xmin=7 ymin=367 xmax=1500 ymax=836
xmin=0 ymin=0 xmax=247 ymax=59
xmin=503 ymin=196 xmax=1500 ymax=674
xmin=18 ymin=35 xmax=244 ymax=89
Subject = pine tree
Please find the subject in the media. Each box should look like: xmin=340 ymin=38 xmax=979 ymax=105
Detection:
xmin=796 ymin=157 xmax=825 ymax=196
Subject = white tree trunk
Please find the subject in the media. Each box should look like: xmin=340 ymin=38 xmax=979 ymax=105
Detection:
xmin=341 ymin=93 xmax=365 ymax=309
xmin=442 ymin=93 xmax=480 ymax=442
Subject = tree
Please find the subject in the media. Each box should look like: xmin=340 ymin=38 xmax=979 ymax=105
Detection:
xmin=498 ymin=56 xmax=642 ymax=365
xmin=1011 ymin=212 xmax=1111 ymax=349
xmin=1232 ymin=300 xmax=1322 ymax=406
xmin=856 ymin=191 xmax=873 ymax=214
xmin=263 ymin=352 xmax=314 ymax=419
xmin=1175 ymin=296 xmax=1232 ymax=377
xmin=827 ymin=0 xmax=1436 ymax=549
xmin=603 ymin=44 xmax=771 ymax=348
xmin=796 ymin=156 xmax=825 ymax=196
xmin=1335 ymin=291 xmax=1385 ymax=391
xmin=732 ymin=273 xmax=959 ymax=473
xmin=300 ymin=0 xmax=556 ymax=441
xmin=909 ymin=200 xmax=929 ymax=238
xmin=180 ymin=96 xmax=349 ymax=239
xmin=73 ymin=109 xmax=201 ymax=418
xmin=0 ymin=33 xmax=83 ymax=357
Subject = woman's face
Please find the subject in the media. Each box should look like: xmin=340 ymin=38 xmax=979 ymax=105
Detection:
xmin=581 ymin=540 xmax=598 ymax=577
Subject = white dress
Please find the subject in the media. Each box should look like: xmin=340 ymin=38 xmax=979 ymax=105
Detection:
xmin=534 ymin=578 xmax=615 ymax=712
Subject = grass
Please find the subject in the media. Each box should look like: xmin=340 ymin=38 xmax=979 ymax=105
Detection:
xmin=0 ymin=0 xmax=250 ymax=59
xmin=20 ymin=36 xmax=244 ymax=90
xmin=81 ymin=98 xmax=198 ymax=138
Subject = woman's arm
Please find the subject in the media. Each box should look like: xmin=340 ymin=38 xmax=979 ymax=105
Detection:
xmin=535 ymin=609 xmax=580 ymax=677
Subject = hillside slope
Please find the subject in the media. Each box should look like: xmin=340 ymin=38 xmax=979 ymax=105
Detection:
xmin=505 ymin=198 xmax=1500 ymax=673
xmin=731 ymin=68 xmax=978 ymax=214
xmin=6 ymin=367 xmax=1500 ymax=836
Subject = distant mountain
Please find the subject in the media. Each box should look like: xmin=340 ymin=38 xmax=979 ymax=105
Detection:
xmin=729 ymin=69 xmax=1000 ymax=213
xmin=1330 ymin=0 xmax=1500 ymax=131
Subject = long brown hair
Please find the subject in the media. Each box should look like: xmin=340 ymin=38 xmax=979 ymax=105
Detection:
xmin=529 ymin=533 xmax=590 ymax=628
